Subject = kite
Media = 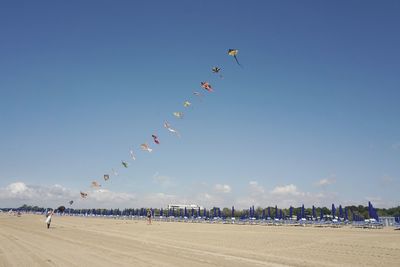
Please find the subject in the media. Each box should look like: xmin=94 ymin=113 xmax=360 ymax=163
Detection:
xmin=183 ymin=101 xmax=191 ymax=108
xmin=193 ymin=91 xmax=204 ymax=100
xmin=69 ymin=200 xmax=74 ymax=205
xmin=141 ymin=143 xmax=153 ymax=152
xmin=164 ymin=122 xmax=180 ymax=137
xmin=212 ymin=67 xmax=221 ymax=73
xmin=104 ymin=174 xmax=110 ymax=181
xmin=91 ymin=181 xmax=101 ymax=188
xmin=129 ymin=149 xmax=136 ymax=161
xmin=201 ymin=82 xmax=213 ymax=92
xmin=173 ymin=112 xmax=184 ymax=119
xmin=212 ymin=66 xmax=223 ymax=78
xmin=228 ymin=49 xmax=242 ymax=67
xmin=80 ymin=191 xmax=88 ymax=198
xmin=164 ymin=121 xmax=180 ymax=137
xmin=152 ymin=135 xmax=160 ymax=145
xmin=56 ymin=206 xmax=66 ymax=213
xmin=152 ymin=137 xmax=159 ymax=145
xmin=122 ymin=161 xmax=129 ymax=168
xmin=112 ymin=168 xmax=119 ymax=176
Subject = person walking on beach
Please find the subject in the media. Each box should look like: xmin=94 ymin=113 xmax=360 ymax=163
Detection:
xmin=45 ymin=210 xmax=54 ymax=229
xmin=147 ymin=209 xmax=152 ymax=225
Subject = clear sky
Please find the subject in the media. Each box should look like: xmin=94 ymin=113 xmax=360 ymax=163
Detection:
xmin=1 ymin=0 xmax=399 ymax=209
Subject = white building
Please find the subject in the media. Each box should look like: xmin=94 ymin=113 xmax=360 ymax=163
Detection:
xmin=167 ymin=204 xmax=203 ymax=210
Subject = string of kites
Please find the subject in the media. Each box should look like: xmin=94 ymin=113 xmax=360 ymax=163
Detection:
xmin=68 ymin=49 xmax=241 ymax=206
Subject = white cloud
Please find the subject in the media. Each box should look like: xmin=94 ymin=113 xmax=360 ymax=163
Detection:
xmin=214 ymin=184 xmax=231 ymax=193
xmin=0 ymin=182 xmax=138 ymax=208
xmin=271 ymin=184 xmax=301 ymax=196
xmin=248 ymin=181 xmax=265 ymax=194
xmin=0 ymin=182 xmax=75 ymax=202
xmin=315 ymin=177 xmax=336 ymax=187
xmin=141 ymin=192 xmax=178 ymax=207
xmin=87 ymin=189 xmax=136 ymax=203
xmin=7 ymin=182 xmax=29 ymax=194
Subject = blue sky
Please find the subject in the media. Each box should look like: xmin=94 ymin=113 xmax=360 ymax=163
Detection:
xmin=1 ymin=0 xmax=399 ymax=208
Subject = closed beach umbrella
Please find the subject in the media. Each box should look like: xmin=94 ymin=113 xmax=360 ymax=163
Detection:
xmin=312 ymin=206 xmax=316 ymax=219
xmin=231 ymin=206 xmax=235 ymax=218
xmin=332 ymin=204 xmax=336 ymax=218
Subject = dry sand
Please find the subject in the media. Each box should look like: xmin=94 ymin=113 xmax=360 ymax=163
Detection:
xmin=0 ymin=214 xmax=399 ymax=267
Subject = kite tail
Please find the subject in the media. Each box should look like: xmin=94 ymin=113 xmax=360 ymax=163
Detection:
xmin=234 ymin=55 xmax=243 ymax=67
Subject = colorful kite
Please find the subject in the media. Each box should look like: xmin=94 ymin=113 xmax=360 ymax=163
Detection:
xmin=104 ymin=174 xmax=110 ymax=181
xmin=173 ymin=112 xmax=184 ymax=119
xmin=228 ymin=49 xmax=242 ymax=66
xmin=152 ymin=135 xmax=160 ymax=144
xmin=183 ymin=101 xmax=191 ymax=108
xmin=91 ymin=181 xmax=101 ymax=188
xmin=80 ymin=191 xmax=88 ymax=198
xmin=164 ymin=121 xmax=180 ymax=137
xmin=201 ymin=82 xmax=213 ymax=92
xmin=122 ymin=161 xmax=129 ymax=168
xmin=141 ymin=143 xmax=153 ymax=152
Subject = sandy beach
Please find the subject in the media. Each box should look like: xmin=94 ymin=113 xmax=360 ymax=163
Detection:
xmin=0 ymin=214 xmax=399 ymax=267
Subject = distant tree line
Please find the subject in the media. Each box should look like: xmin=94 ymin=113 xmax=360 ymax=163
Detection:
xmin=1 ymin=204 xmax=399 ymax=220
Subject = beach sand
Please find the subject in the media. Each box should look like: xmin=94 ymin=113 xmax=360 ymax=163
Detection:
xmin=0 ymin=214 xmax=399 ymax=267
